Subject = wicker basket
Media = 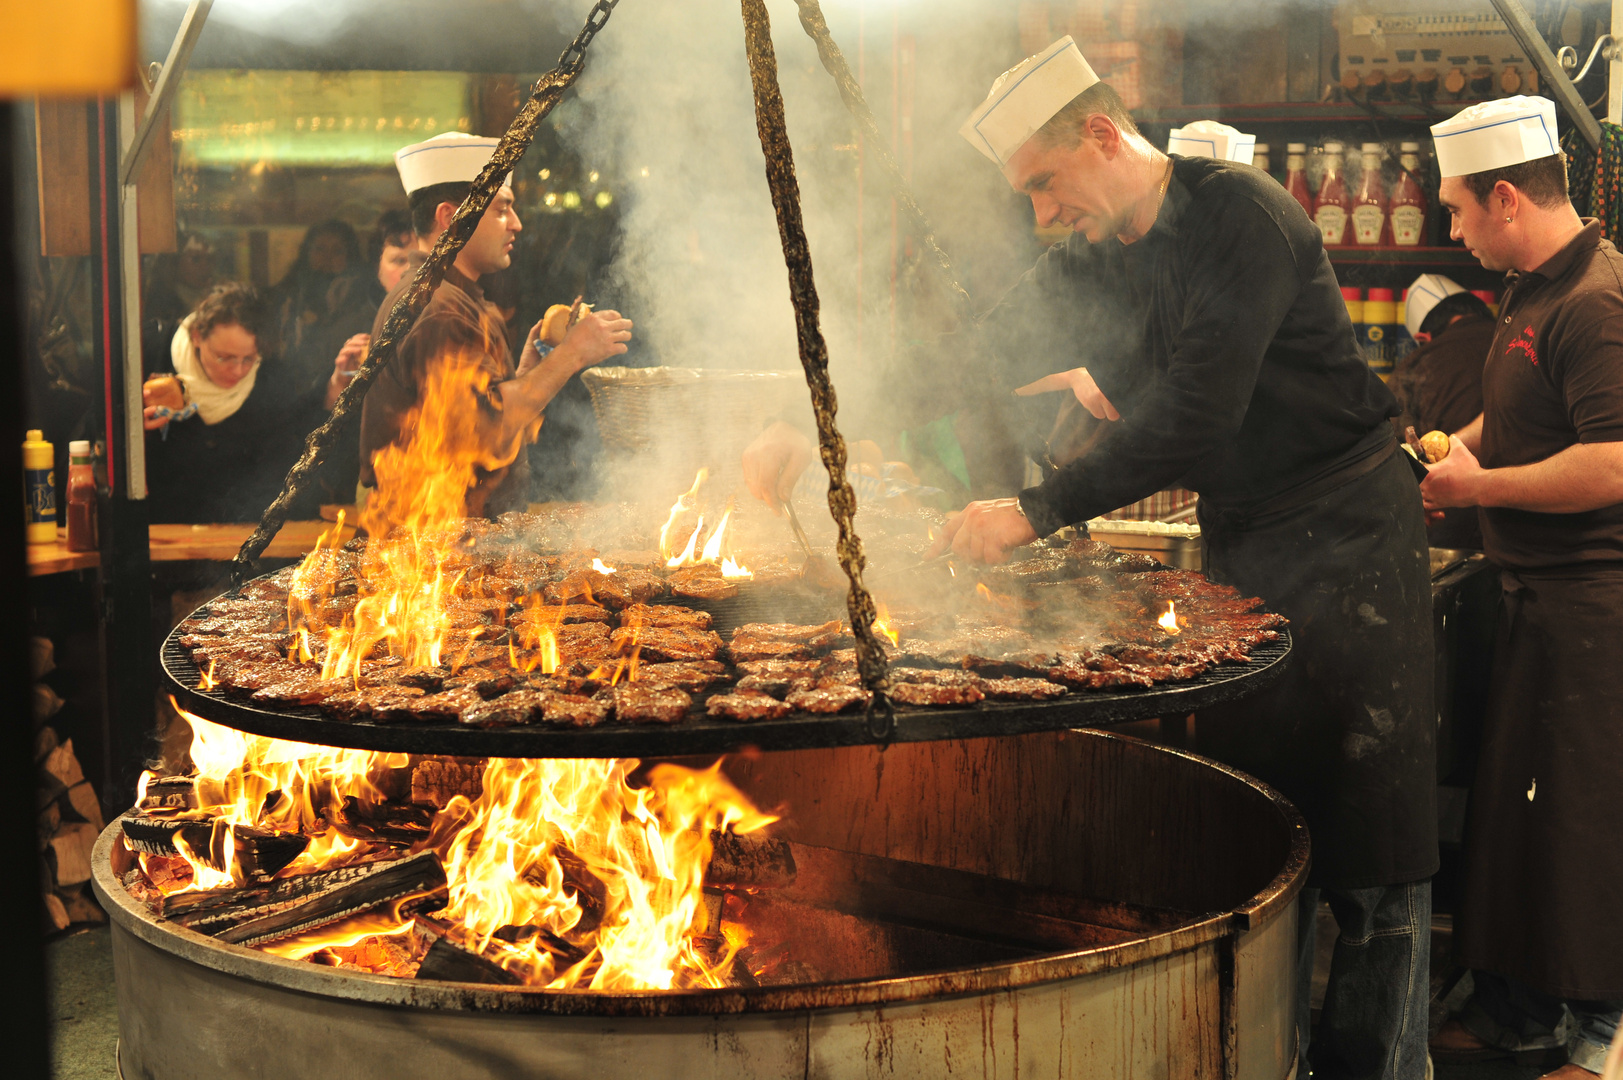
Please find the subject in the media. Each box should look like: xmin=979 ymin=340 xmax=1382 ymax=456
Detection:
xmin=581 ymin=366 xmax=803 ymax=491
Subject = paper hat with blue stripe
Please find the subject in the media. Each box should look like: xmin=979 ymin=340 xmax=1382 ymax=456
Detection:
xmin=394 ymin=132 xmax=511 ymax=194
xmin=960 ymin=37 xmax=1099 ymax=166
xmin=1167 ymin=120 xmax=1256 ymax=166
xmin=1404 ymin=274 xmax=1465 ymax=339
xmin=1430 ymin=96 xmax=1560 ymax=179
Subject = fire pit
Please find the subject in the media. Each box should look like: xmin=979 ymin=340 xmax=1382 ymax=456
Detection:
xmin=95 ymin=728 xmax=1307 ymax=1079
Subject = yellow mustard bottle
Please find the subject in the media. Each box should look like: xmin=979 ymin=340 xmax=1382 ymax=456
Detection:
xmin=24 ymin=429 xmax=57 ymax=544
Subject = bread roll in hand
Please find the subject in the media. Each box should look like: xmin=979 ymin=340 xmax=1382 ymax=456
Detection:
xmin=143 ymin=374 xmax=185 ymax=412
xmin=1419 ymin=430 xmax=1451 ymax=463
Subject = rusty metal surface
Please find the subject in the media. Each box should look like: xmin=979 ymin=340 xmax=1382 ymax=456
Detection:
xmin=97 ymin=730 xmax=1306 ymax=1077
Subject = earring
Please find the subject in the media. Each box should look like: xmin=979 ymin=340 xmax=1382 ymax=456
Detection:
xmin=1505 ymin=216 xmax=1513 ymax=222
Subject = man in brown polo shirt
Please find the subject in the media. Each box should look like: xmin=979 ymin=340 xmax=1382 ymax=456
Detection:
xmin=1421 ymin=97 xmax=1623 ymax=1077
xmin=358 ymin=133 xmax=631 ymax=516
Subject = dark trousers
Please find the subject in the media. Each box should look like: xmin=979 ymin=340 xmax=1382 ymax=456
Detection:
xmin=1297 ymin=881 xmax=1432 ymax=1080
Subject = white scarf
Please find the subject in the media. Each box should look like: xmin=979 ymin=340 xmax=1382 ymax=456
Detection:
xmin=171 ymin=313 xmax=259 ymax=425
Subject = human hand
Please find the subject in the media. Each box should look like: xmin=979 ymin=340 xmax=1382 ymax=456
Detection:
xmin=1015 ymin=367 xmax=1121 ymax=421
xmin=742 ymin=421 xmax=815 ymax=513
xmin=1420 ymin=437 xmax=1485 ymax=510
xmin=142 ymin=405 xmax=172 ymax=431
xmin=552 ymin=308 xmax=632 ymax=373
xmin=333 ymin=334 xmax=369 ymax=378
xmin=926 ymin=498 xmax=1039 ymax=564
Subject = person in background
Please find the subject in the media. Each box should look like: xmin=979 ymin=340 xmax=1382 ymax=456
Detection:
xmin=373 ymin=208 xmax=416 ymax=295
xmin=141 ymin=283 xmax=351 ymax=523
xmin=268 ymin=219 xmax=374 ymax=398
xmin=1420 ymin=96 xmax=1623 ymax=1079
xmin=357 ymin=133 xmax=632 ymax=517
xmin=1390 ymin=274 xmax=1494 ymax=548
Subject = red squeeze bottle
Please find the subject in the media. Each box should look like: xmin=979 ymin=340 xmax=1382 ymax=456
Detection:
xmin=1314 ymin=141 xmax=1352 ymax=247
xmin=1284 ymin=143 xmax=1312 ymax=216
xmin=66 ymin=440 xmax=97 ymax=552
xmin=1389 ymin=142 xmax=1428 ymax=247
xmin=1351 ymin=143 xmax=1388 ymax=246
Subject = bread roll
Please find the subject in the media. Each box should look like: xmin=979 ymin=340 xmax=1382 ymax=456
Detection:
xmin=1420 ymin=430 xmax=1451 ymax=463
xmin=143 ymin=374 xmax=185 ymax=411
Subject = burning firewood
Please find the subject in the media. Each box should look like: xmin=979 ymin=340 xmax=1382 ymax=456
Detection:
xmin=121 ymin=814 xmax=309 ymax=882
xmin=414 ymin=935 xmax=525 ymax=985
xmin=705 ymin=830 xmax=796 ymax=890
xmin=411 ymin=759 xmax=484 ymax=808
xmin=162 ymin=850 xmax=448 ymax=947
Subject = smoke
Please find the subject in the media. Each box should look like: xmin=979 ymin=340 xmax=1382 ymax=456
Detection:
xmin=548 ymin=0 xmax=1035 ymax=503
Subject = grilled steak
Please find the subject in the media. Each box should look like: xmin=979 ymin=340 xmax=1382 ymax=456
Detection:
xmin=598 ymin=684 xmax=692 ymax=724
xmin=980 ymin=677 xmax=1069 ymax=701
xmin=609 ymin=626 xmax=724 ymax=663
xmin=785 ymin=685 xmax=870 ymax=714
xmin=617 ymin=603 xmax=713 ymax=630
xmin=706 ymin=692 xmax=793 ymax=722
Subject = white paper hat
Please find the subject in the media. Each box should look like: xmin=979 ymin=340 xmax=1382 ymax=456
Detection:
xmin=1430 ymin=96 xmax=1560 ymax=179
xmin=394 ymin=132 xmax=510 ymax=194
xmin=960 ymin=37 xmax=1099 ymax=167
xmin=1167 ymin=120 xmax=1256 ymax=165
xmin=1404 ymin=273 xmax=1466 ymax=339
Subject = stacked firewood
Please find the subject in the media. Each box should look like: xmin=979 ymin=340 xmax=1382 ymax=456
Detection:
xmin=33 ymin=636 xmax=106 ymax=932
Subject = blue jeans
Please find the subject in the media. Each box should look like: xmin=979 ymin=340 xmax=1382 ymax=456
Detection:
xmin=1296 ymin=881 xmax=1432 ymax=1079
xmin=1462 ymin=969 xmax=1623 ymax=1073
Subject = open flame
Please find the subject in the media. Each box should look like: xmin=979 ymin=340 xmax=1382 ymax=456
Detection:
xmin=155 ymin=706 xmax=775 ymax=990
xmin=1158 ymin=602 xmax=1180 ymax=635
xmin=660 ymin=474 xmax=752 ymax=579
xmin=873 ymin=602 xmax=899 ymax=646
xmin=592 ymin=558 xmax=617 ymax=574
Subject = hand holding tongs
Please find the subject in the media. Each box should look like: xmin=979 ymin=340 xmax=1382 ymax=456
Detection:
xmin=779 ymin=494 xmax=816 ymax=563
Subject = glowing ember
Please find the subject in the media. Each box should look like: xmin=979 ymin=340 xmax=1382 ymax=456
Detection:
xmin=155 ymin=706 xmax=776 ymax=990
xmin=1158 ymin=602 xmax=1180 ymax=635
xmin=592 ymin=558 xmax=617 ymax=574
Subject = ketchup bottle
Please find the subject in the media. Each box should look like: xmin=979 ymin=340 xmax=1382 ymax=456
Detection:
xmin=66 ymin=440 xmax=97 ymax=553
xmin=1351 ymin=143 xmax=1388 ymax=246
xmin=1389 ymin=141 xmax=1428 ymax=247
xmin=1284 ymin=142 xmax=1312 ymax=216
xmin=1314 ymin=141 xmax=1351 ymax=247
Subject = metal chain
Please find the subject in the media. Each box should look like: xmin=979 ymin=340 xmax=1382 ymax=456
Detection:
xmin=231 ymin=0 xmax=625 ymax=580
xmin=790 ymin=0 xmax=973 ymax=324
xmin=740 ymin=0 xmax=893 ymax=729
xmin=558 ymin=0 xmax=621 ymax=75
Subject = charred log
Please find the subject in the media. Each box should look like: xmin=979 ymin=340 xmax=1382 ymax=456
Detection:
xmin=706 ymin=830 xmax=796 ymax=890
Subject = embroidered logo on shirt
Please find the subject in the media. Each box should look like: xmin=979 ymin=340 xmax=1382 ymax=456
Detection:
xmin=1505 ymin=325 xmax=1539 ymax=366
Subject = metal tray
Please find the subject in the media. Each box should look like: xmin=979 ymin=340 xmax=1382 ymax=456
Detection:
xmin=161 ymin=598 xmax=1291 ymax=759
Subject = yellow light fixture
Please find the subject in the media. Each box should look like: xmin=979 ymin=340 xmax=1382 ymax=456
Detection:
xmin=0 ymin=0 xmax=136 ymax=95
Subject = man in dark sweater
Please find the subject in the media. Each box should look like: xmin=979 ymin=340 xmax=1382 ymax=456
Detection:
xmin=745 ymin=37 xmax=1434 ymax=1080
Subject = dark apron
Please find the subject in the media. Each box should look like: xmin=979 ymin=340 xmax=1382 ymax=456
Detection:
xmin=1195 ymin=444 xmax=1438 ymax=889
xmin=1458 ymin=568 xmax=1623 ymax=1000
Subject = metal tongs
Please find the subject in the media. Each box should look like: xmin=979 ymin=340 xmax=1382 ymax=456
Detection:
xmin=779 ymin=494 xmax=816 ymax=562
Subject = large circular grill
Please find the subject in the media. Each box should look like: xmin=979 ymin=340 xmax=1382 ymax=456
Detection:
xmin=162 ymin=572 xmax=1292 ymax=758
xmin=96 ymin=730 xmax=1309 ymax=1079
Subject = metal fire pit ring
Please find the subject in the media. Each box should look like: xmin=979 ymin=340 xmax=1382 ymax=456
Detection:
xmin=94 ymin=729 xmax=1310 ymax=1079
xmin=161 ymin=601 xmax=1291 ymax=758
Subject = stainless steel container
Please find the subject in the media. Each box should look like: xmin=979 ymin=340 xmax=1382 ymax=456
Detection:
xmin=95 ymin=729 xmax=1307 ymax=1080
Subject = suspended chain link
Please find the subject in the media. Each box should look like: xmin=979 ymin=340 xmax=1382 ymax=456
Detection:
xmin=790 ymin=0 xmax=973 ymax=324
xmin=231 ymin=0 xmax=624 ymax=580
xmin=740 ymin=0 xmax=893 ymax=731
xmin=558 ymin=0 xmax=622 ymax=76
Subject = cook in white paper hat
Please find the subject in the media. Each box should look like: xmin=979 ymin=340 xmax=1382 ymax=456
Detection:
xmin=959 ymin=36 xmax=1178 ymax=246
xmin=1167 ymin=120 xmax=1256 ymax=166
xmin=1430 ymin=96 xmax=1560 ymax=179
xmin=394 ymin=131 xmax=510 ymax=194
xmin=1403 ymin=273 xmax=1466 ymax=340
xmin=959 ymin=37 xmax=1100 ymax=168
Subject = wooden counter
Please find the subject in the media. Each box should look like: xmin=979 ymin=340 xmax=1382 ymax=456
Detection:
xmin=26 ymin=520 xmax=357 ymax=577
